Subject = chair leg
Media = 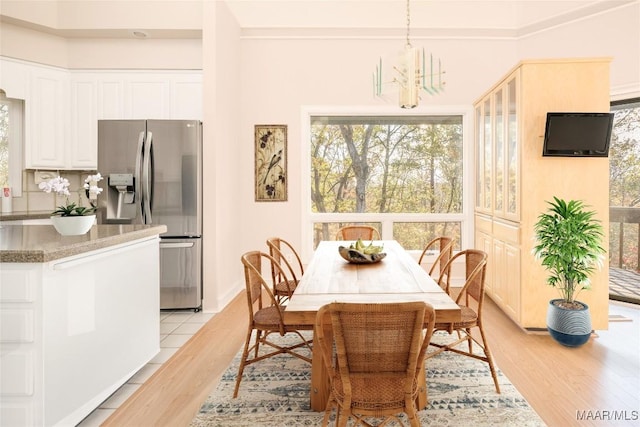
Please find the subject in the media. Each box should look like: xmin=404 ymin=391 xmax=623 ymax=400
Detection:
xmin=337 ymin=407 xmax=349 ymax=427
xmin=406 ymin=402 xmax=420 ymax=427
xmin=233 ymin=326 xmax=254 ymax=398
xmin=254 ymin=329 xmax=263 ymax=358
xmin=477 ymin=324 xmax=501 ymax=394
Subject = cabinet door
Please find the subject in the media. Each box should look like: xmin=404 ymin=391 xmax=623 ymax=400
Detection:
xmin=475 ymin=230 xmax=493 ymax=294
xmin=493 ymin=88 xmax=505 ymax=216
xmin=475 ymin=105 xmax=482 ymax=210
xmin=0 ymin=58 xmax=30 ymax=99
xmin=504 ymin=243 xmax=521 ymax=320
xmin=505 ymin=74 xmax=519 ymax=220
xmin=482 ymin=98 xmax=492 ymax=212
xmin=25 ymin=68 xmax=68 ymax=169
xmin=492 ymin=239 xmax=505 ymax=305
xmin=69 ymin=77 xmax=98 ymax=169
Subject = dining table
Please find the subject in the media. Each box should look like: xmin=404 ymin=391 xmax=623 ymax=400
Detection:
xmin=283 ymin=240 xmax=462 ymax=411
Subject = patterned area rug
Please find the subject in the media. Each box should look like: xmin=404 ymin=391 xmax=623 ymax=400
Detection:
xmin=191 ymin=332 xmax=546 ymax=426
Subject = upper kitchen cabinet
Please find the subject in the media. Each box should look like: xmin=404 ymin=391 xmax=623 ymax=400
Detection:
xmin=25 ymin=66 xmax=69 ymax=169
xmin=1 ymin=57 xmax=203 ymax=171
xmin=70 ymin=76 xmax=99 ymax=169
xmin=98 ymin=71 xmax=203 ymax=120
xmin=0 ymin=59 xmax=30 ymax=99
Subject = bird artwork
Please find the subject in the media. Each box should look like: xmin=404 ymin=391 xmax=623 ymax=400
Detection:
xmin=255 ymin=125 xmax=287 ymax=201
xmin=263 ymin=149 xmax=283 ymax=184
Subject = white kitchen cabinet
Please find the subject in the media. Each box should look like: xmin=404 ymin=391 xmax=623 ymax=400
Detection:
xmin=0 ymin=236 xmax=160 ymax=427
xmin=97 ymin=71 xmax=203 ymax=120
xmin=69 ymin=75 xmax=99 ymax=169
xmin=0 ymin=58 xmax=30 ymax=99
xmin=24 ymin=66 xmax=69 ymax=169
xmin=1 ymin=56 xmax=202 ymax=171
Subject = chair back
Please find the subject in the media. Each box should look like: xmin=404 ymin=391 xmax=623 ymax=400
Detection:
xmin=266 ymin=237 xmax=304 ymax=283
xmin=438 ymin=249 xmax=488 ymax=306
xmin=240 ymin=251 xmax=287 ymax=332
xmin=335 ymin=225 xmax=381 ymax=241
xmin=316 ymin=302 xmax=435 ymax=415
xmin=418 ymin=236 xmax=455 ymax=281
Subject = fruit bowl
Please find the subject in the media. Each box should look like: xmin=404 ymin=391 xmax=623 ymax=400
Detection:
xmin=338 ymin=246 xmax=387 ymax=264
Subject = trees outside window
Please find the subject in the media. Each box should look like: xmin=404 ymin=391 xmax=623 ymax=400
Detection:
xmin=0 ymin=94 xmax=24 ymax=194
xmin=309 ymin=114 xmax=466 ymax=250
xmin=609 ymin=99 xmax=640 ymax=271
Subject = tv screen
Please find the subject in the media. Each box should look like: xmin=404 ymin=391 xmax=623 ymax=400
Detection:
xmin=542 ymin=112 xmax=614 ymax=157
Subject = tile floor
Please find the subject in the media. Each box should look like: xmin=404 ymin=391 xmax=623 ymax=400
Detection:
xmin=77 ymin=310 xmax=214 ymax=427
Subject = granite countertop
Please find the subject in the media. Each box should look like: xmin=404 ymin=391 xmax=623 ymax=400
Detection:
xmin=0 ymin=210 xmax=54 ymax=221
xmin=0 ymin=224 xmax=168 ymax=263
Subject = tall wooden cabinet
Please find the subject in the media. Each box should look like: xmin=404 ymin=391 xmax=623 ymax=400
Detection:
xmin=474 ymin=58 xmax=610 ymax=330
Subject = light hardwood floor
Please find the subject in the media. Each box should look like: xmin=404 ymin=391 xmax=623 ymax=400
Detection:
xmin=103 ymin=293 xmax=640 ymax=427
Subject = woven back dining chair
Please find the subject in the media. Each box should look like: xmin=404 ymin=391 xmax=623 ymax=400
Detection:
xmin=426 ymin=249 xmax=501 ymax=393
xmin=234 ymin=251 xmax=313 ymax=398
xmin=315 ymin=301 xmax=436 ymax=427
xmin=418 ymin=236 xmax=455 ymax=292
xmin=266 ymin=237 xmax=304 ymax=304
xmin=335 ymin=225 xmax=381 ymax=241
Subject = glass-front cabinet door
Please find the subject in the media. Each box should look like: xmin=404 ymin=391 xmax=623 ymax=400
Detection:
xmin=475 ymin=105 xmax=482 ymax=211
xmin=505 ymin=73 xmax=519 ymax=219
xmin=483 ymin=98 xmax=492 ymax=212
xmin=494 ymin=88 xmax=504 ymax=216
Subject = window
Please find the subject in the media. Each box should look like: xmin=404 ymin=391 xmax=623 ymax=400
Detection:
xmin=0 ymin=92 xmax=24 ymax=196
xmin=609 ymin=98 xmax=640 ymax=272
xmin=305 ymin=108 xmax=473 ymax=253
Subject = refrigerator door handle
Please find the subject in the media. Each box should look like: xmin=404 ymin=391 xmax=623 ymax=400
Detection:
xmin=135 ymin=131 xmax=145 ymax=221
xmin=160 ymin=242 xmax=195 ymax=249
xmin=143 ymin=131 xmax=154 ymax=224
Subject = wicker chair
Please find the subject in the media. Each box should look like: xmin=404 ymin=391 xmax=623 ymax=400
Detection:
xmin=426 ymin=249 xmax=501 ymax=393
xmin=234 ymin=251 xmax=313 ymax=398
xmin=315 ymin=301 xmax=436 ymax=427
xmin=418 ymin=236 xmax=455 ymax=292
xmin=335 ymin=225 xmax=381 ymax=241
xmin=266 ymin=237 xmax=304 ymax=304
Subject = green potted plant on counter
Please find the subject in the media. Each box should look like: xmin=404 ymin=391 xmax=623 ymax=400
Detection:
xmin=533 ymin=197 xmax=606 ymax=347
xmin=39 ymin=173 xmax=103 ymax=235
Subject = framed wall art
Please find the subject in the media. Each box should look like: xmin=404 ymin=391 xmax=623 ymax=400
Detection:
xmin=254 ymin=124 xmax=287 ymax=201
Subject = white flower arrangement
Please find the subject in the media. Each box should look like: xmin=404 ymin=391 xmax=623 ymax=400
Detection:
xmin=39 ymin=173 xmax=103 ymax=216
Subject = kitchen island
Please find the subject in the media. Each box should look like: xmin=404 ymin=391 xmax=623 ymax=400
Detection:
xmin=0 ymin=223 xmax=167 ymax=427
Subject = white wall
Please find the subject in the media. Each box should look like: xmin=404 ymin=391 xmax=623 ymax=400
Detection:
xmin=518 ymin=2 xmax=640 ymax=100
xmin=234 ymin=35 xmax=518 ymax=262
xmin=201 ymin=1 xmax=243 ymax=312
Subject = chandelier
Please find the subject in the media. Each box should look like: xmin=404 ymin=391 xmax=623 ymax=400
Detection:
xmin=373 ymin=0 xmax=445 ymax=108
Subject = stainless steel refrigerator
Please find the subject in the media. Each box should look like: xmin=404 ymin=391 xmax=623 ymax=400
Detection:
xmin=97 ymin=119 xmax=203 ymax=311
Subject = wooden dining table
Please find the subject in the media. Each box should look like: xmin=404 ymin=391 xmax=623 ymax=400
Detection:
xmin=283 ymin=240 xmax=461 ymax=411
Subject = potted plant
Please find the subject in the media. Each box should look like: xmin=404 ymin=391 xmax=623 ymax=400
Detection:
xmin=532 ymin=197 xmax=606 ymax=347
xmin=39 ymin=173 xmax=103 ymax=235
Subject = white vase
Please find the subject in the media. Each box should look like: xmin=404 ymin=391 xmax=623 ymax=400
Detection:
xmin=50 ymin=215 xmax=96 ymax=236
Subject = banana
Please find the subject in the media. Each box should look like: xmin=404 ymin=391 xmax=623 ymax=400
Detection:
xmin=349 ymin=238 xmax=383 ymax=254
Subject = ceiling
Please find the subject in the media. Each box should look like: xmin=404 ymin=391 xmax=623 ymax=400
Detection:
xmin=0 ymin=0 xmax=635 ymax=39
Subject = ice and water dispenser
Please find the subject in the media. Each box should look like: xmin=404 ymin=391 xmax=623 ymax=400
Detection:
xmin=106 ymin=173 xmax=135 ymax=220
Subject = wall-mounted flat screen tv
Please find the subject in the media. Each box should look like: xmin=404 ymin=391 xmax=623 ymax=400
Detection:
xmin=542 ymin=112 xmax=614 ymax=157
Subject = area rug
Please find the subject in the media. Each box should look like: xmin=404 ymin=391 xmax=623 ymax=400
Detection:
xmin=191 ymin=332 xmax=546 ymax=426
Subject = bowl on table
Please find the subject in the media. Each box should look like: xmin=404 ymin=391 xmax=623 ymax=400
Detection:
xmin=338 ymin=245 xmax=387 ymax=264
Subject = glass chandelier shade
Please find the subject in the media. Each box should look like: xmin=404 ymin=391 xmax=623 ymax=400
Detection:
xmin=373 ymin=0 xmax=445 ymax=109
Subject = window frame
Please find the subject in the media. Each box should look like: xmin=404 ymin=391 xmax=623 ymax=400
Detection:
xmin=300 ymin=105 xmax=475 ymax=260
xmin=0 ymin=96 xmax=24 ymax=197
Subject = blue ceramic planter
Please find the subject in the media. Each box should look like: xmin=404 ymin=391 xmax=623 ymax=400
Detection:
xmin=546 ymin=299 xmax=592 ymax=347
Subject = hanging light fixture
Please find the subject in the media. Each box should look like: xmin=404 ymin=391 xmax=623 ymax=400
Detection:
xmin=373 ymin=0 xmax=445 ymax=108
